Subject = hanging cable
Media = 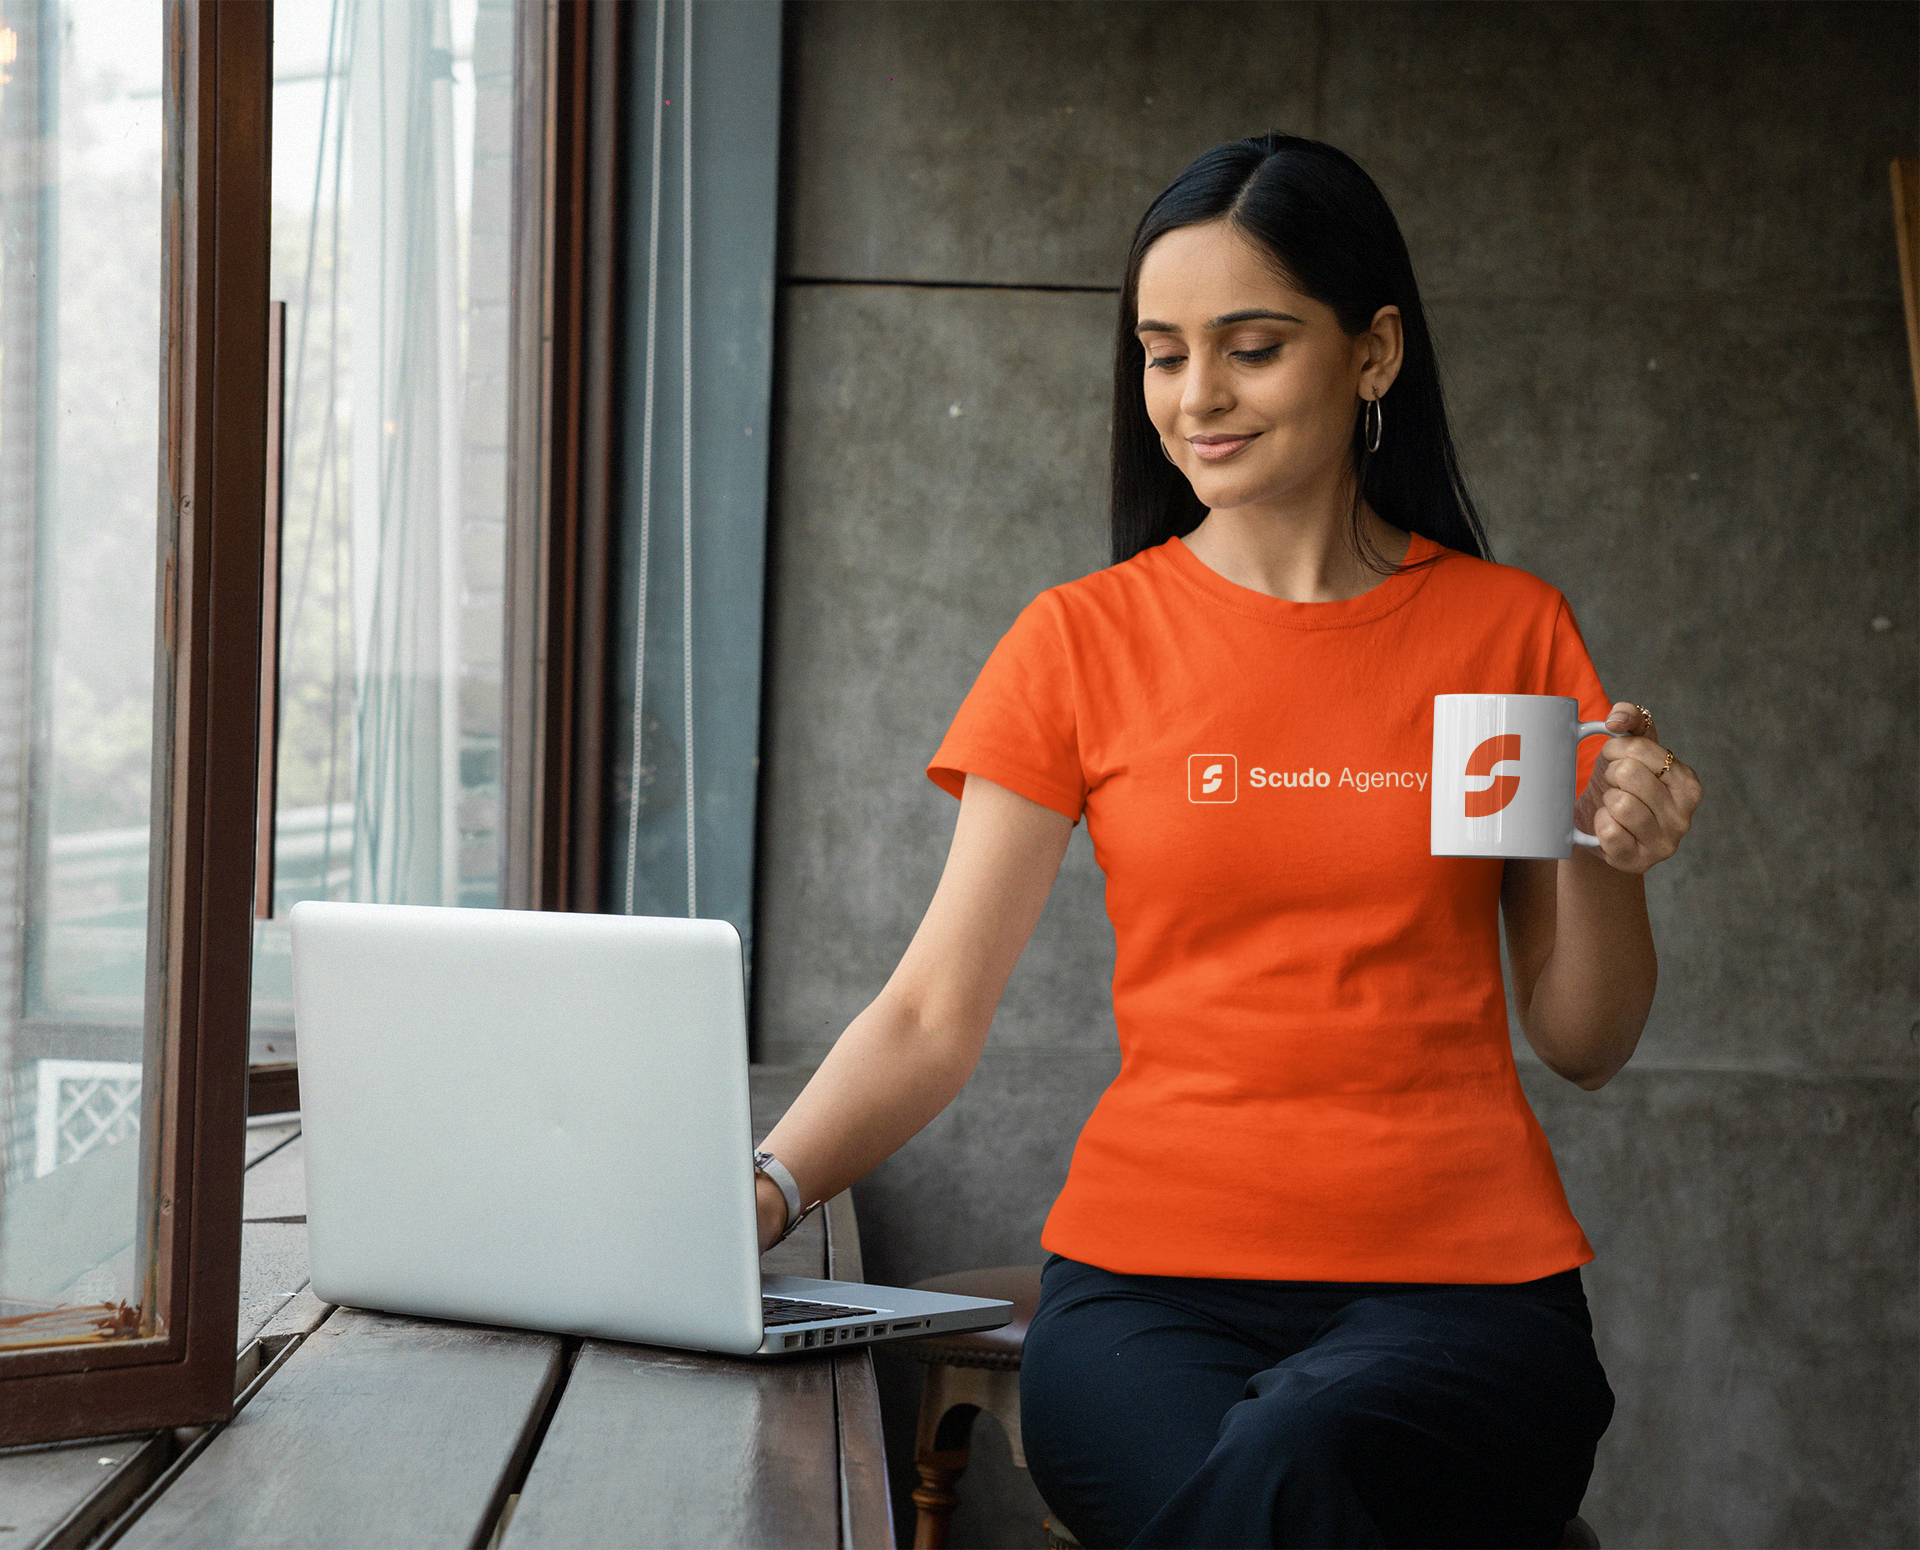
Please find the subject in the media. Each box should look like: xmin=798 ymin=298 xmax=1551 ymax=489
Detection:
xmin=624 ymin=0 xmax=669 ymax=915
xmin=680 ymin=0 xmax=696 ymax=918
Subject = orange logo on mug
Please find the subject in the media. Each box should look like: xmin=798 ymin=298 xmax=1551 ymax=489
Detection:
xmin=1463 ymin=734 xmax=1521 ymax=817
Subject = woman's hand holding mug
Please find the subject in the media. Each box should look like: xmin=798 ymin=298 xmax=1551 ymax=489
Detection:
xmin=1432 ymin=694 xmax=1701 ymax=870
xmin=1574 ymin=702 xmax=1701 ymax=874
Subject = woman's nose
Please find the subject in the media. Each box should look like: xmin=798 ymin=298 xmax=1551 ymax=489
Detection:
xmin=1180 ymin=352 xmax=1233 ymax=417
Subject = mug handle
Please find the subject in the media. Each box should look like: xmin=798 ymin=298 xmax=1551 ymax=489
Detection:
xmin=1570 ymin=720 xmax=1615 ymax=849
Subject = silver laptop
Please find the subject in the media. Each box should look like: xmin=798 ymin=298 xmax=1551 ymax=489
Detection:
xmin=289 ymin=901 xmax=1012 ymax=1357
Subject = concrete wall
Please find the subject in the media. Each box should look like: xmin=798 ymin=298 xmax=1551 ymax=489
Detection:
xmin=754 ymin=5 xmax=1919 ymax=1545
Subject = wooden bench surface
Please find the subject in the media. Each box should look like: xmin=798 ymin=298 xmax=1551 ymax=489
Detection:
xmin=2 ymin=1065 xmax=888 ymax=1550
xmin=118 ymin=1312 xmax=566 ymax=1550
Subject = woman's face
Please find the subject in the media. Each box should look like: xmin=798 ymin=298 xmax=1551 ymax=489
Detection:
xmin=1134 ymin=220 xmax=1398 ymax=516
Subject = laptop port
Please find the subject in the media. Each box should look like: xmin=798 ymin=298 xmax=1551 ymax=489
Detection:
xmin=853 ymin=1327 xmax=867 ymax=1338
xmin=784 ymin=1335 xmax=800 ymax=1349
xmin=804 ymin=1329 xmax=818 ymax=1347
xmin=890 ymin=1321 xmax=921 ymax=1332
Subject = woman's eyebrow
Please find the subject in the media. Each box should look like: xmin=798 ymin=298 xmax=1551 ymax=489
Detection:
xmin=1133 ymin=307 xmax=1305 ymax=336
xmin=1208 ymin=307 xmax=1305 ymax=329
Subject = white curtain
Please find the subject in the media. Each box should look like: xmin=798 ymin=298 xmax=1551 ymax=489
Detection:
xmin=348 ymin=0 xmax=463 ymax=906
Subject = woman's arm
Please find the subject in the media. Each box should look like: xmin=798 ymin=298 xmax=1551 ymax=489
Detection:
xmin=1502 ymin=701 xmax=1702 ymax=1090
xmin=753 ymin=773 xmax=1074 ymax=1249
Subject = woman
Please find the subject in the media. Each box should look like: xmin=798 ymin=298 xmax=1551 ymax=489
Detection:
xmin=752 ymin=133 xmax=1702 ymax=1549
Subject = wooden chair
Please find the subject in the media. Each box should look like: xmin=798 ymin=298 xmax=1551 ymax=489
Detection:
xmin=904 ymin=1264 xmax=1601 ymax=1550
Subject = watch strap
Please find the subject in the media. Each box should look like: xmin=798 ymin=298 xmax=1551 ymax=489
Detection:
xmin=752 ymin=1148 xmax=807 ymax=1237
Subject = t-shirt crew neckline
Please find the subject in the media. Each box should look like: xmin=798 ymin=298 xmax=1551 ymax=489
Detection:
xmin=1163 ymin=529 xmax=1443 ymax=629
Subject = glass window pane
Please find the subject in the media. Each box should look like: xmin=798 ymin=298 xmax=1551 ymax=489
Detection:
xmin=0 ymin=0 xmax=165 ymax=1345
xmin=251 ymin=0 xmax=513 ymax=1053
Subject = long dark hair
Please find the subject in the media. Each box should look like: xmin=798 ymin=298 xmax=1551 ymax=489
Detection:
xmin=1110 ymin=133 xmax=1490 ymax=569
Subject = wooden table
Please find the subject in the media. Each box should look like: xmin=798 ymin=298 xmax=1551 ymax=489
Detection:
xmin=0 ymin=1067 xmax=890 ymax=1550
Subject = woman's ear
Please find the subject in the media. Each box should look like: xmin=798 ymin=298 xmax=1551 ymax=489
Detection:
xmin=1359 ymin=305 xmax=1404 ymax=399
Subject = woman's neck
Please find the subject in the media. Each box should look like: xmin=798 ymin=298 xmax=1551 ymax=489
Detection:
xmin=1181 ymin=495 xmax=1410 ymax=603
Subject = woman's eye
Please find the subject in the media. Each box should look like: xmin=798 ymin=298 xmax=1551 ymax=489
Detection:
xmin=1232 ymin=345 xmax=1280 ymax=364
xmin=1146 ymin=354 xmax=1185 ymax=372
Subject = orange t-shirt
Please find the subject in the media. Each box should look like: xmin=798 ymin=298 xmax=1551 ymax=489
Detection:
xmin=927 ymin=533 xmax=1609 ymax=1283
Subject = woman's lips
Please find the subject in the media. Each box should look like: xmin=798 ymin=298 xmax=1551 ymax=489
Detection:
xmin=1188 ymin=433 xmax=1257 ymax=462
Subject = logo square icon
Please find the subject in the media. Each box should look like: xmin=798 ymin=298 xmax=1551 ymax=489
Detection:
xmin=1188 ymin=754 xmax=1236 ymax=804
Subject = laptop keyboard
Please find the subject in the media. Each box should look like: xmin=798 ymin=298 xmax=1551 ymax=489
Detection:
xmin=762 ymin=1294 xmax=879 ymax=1327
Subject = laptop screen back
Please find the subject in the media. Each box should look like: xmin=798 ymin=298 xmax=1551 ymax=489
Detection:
xmin=291 ymin=902 xmax=764 ymax=1353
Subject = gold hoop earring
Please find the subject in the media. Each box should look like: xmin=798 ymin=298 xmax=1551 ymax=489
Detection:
xmin=1160 ymin=439 xmax=1178 ymax=465
xmin=1363 ymin=397 xmax=1384 ymax=454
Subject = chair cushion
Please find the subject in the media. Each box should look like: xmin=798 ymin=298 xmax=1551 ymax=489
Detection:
xmin=903 ymin=1264 xmax=1043 ymax=1370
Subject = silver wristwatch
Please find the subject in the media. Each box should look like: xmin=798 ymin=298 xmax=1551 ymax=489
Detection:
xmin=752 ymin=1148 xmax=819 ymax=1245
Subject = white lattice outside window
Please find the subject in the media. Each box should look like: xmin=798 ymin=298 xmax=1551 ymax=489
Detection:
xmin=33 ymin=1059 xmax=142 ymax=1178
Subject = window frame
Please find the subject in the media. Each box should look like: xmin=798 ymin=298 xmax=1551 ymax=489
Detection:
xmin=0 ymin=0 xmax=268 ymax=1445
xmin=502 ymin=0 xmax=624 ymax=914
xmin=0 ymin=0 xmax=765 ymax=1445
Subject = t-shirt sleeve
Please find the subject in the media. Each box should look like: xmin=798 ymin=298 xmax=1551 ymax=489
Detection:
xmin=927 ymin=592 xmax=1087 ymax=822
xmin=1545 ymin=593 xmax=1614 ymax=790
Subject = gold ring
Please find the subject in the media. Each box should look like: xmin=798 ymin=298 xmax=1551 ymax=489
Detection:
xmin=1634 ymin=703 xmax=1657 ymax=741
xmin=1658 ymin=748 xmax=1675 ymax=779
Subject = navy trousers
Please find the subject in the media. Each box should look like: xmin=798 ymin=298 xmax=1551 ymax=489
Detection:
xmin=1020 ymin=1254 xmax=1614 ymax=1550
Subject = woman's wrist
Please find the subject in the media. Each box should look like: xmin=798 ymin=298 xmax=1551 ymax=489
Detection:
xmin=754 ymin=1171 xmax=789 ymax=1252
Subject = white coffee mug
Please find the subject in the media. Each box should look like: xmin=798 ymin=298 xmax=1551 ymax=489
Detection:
xmin=1430 ymin=694 xmax=1613 ymax=859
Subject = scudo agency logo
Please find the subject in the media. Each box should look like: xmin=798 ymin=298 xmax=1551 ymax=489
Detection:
xmin=1188 ymin=754 xmax=1236 ymax=803
xmin=1190 ymin=754 xmax=1431 ymax=801
xmin=1463 ymin=733 xmax=1522 ymax=816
